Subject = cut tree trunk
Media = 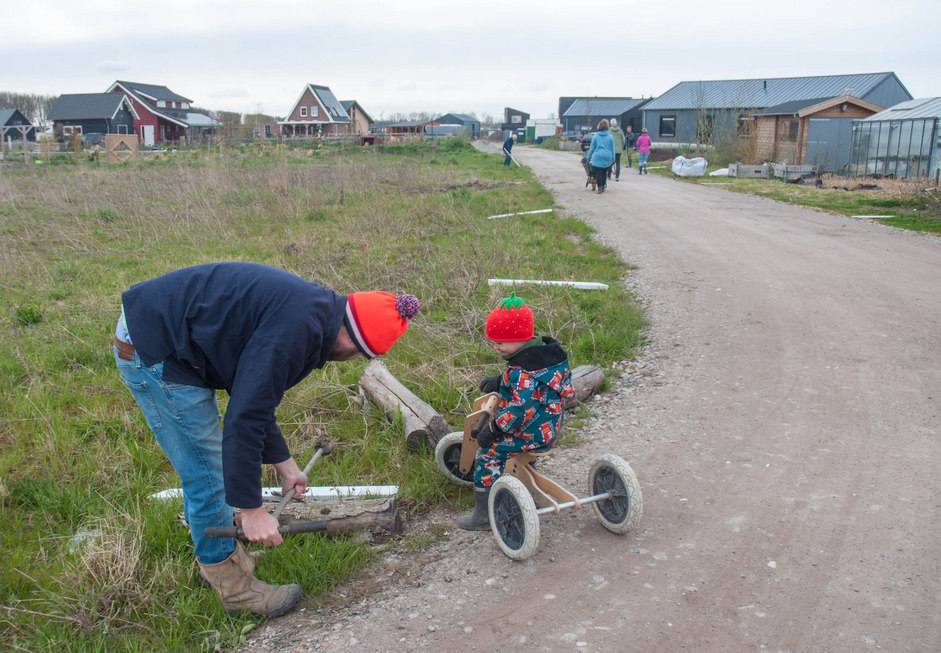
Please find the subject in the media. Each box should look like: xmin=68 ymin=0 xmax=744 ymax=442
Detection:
xmin=359 ymin=359 xmax=451 ymax=451
xmin=569 ymin=364 xmax=604 ymax=407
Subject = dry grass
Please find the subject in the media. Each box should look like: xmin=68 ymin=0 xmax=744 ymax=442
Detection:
xmin=818 ymin=174 xmax=938 ymax=194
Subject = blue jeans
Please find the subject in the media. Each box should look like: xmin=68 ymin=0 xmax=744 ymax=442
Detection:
xmin=638 ymin=152 xmax=649 ymax=168
xmin=114 ymin=346 xmax=235 ymax=564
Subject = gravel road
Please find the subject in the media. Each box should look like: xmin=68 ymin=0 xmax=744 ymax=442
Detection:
xmin=242 ymin=144 xmax=940 ymax=652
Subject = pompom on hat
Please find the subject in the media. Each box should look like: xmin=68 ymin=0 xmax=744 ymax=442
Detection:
xmin=345 ymin=292 xmax=420 ymax=358
xmin=485 ymin=292 xmax=535 ymax=342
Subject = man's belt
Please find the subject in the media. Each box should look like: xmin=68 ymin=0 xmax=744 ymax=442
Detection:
xmin=113 ymin=337 xmax=135 ymax=361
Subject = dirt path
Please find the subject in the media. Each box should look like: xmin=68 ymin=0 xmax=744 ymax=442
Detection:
xmin=242 ymin=144 xmax=941 ymax=652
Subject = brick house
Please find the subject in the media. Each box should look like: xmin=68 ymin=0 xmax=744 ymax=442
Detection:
xmin=279 ymin=84 xmax=350 ymax=138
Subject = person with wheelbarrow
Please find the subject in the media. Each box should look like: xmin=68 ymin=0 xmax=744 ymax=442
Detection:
xmin=584 ymin=119 xmax=616 ymax=194
xmin=113 ymin=262 xmax=419 ymax=617
xmin=458 ymin=292 xmax=575 ymax=530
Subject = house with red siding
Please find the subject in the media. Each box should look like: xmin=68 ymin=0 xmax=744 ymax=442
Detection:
xmin=106 ymin=81 xmax=220 ymax=146
xmin=279 ymin=84 xmax=350 ymax=138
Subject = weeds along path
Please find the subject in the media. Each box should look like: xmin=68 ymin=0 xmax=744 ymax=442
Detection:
xmin=242 ymin=143 xmax=941 ymax=652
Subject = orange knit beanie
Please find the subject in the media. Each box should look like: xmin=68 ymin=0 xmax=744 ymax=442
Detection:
xmin=345 ymin=292 xmax=419 ymax=358
xmin=485 ymin=292 xmax=535 ymax=342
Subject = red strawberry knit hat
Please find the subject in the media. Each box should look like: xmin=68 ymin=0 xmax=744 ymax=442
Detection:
xmin=345 ymin=292 xmax=420 ymax=358
xmin=485 ymin=292 xmax=534 ymax=342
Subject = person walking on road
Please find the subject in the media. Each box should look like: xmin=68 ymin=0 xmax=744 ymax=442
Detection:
xmin=636 ymin=128 xmax=652 ymax=174
xmin=624 ymin=125 xmax=636 ymax=169
xmin=585 ymin=119 xmax=616 ymax=193
xmin=113 ymin=262 xmax=419 ymax=617
xmin=503 ymin=133 xmax=518 ymax=166
xmin=609 ymin=118 xmax=625 ymax=182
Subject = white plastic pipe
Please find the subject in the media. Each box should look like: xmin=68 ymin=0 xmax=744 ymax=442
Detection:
xmin=488 ymin=279 xmax=609 ymax=290
xmin=486 ymin=208 xmax=553 ymax=220
xmin=149 ymin=485 xmax=399 ymax=501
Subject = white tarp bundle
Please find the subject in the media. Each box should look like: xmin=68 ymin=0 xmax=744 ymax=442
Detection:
xmin=671 ymin=156 xmax=708 ymax=177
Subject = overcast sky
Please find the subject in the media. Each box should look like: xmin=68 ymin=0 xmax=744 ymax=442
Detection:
xmin=5 ymin=0 xmax=938 ymax=121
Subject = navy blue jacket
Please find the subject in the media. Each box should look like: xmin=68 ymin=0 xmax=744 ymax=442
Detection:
xmin=122 ymin=262 xmax=346 ymax=508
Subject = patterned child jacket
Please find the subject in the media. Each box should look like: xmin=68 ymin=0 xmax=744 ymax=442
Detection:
xmin=493 ymin=336 xmax=576 ymax=448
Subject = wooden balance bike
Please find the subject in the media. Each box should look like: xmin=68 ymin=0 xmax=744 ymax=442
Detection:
xmin=435 ymin=393 xmax=643 ymax=560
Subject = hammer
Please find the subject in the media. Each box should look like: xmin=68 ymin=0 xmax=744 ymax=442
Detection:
xmin=204 ymin=436 xmax=334 ymax=539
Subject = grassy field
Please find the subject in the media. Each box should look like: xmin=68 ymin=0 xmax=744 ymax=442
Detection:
xmin=0 ymin=139 xmax=645 ymax=651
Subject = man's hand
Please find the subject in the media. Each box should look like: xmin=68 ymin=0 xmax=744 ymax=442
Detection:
xmin=274 ymin=457 xmax=308 ymax=501
xmin=240 ymin=507 xmax=283 ymax=546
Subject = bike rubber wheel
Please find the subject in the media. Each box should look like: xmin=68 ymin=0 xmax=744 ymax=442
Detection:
xmin=434 ymin=431 xmax=474 ymax=487
xmin=489 ymin=475 xmax=540 ymax=561
xmin=589 ymin=454 xmax=643 ymax=534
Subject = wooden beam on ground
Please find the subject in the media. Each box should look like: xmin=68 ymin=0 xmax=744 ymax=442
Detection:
xmin=359 ymin=359 xmax=451 ymax=451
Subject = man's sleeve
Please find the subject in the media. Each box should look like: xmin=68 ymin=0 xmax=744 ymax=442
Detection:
xmin=221 ymin=336 xmax=302 ymax=508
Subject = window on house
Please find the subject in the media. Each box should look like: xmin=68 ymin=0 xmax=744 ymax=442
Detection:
xmin=63 ymin=126 xmax=74 ymax=135
xmin=300 ymin=107 xmax=307 ymax=117
xmin=659 ymin=116 xmax=676 ymax=138
xmin=511 ymin=115 xmax=521 ymax=124
xmin=265 ymin=125 xmax=271 ymax=137
xmin=786 ymin=120 xmax=799 ymax=142
xmin=311 ymin=106 xmax=318 ymax=117
xmin=118 ymin=125 xmax=128 ymax=134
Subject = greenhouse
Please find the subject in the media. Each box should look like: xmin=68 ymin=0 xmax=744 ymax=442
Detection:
xmin=849 ymin=98 xmax=941 ymax=178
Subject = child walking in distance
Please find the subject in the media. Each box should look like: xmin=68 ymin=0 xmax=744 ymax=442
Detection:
xmin=459 ymin=293 xmax=576 ymax=530
xmin=636 ymin=128 xmax=652 ymax=174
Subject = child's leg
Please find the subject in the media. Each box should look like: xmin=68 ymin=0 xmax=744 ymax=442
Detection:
xmin=473 ymin=438 xmax=530 ymax=488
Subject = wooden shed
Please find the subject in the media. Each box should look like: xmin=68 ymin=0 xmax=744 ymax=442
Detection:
xmin=755 ymin=95 xmax=884 ymax=170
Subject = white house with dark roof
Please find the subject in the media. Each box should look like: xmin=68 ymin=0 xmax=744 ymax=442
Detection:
xmin=279 ymin=84 xmax=350 ymax=138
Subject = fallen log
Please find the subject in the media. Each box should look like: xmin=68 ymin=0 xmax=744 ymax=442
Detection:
xmin=206 ymin=498 xmax=403 ymax=539
xmin=360 ymin=359 xmax=450 ymax=451
xmin=568 ymin=364 xmax=604 ymax=407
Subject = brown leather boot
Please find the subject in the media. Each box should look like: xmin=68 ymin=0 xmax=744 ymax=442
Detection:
xmin=198 ymin=541 xmax=302 ymax=617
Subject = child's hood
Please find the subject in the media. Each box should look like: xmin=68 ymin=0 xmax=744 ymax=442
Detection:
xmin=507 ymin=336 xmax=569 ymax=372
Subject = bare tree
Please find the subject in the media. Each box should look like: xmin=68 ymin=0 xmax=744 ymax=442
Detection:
xmin=0 ymin=91 xmax=58 ymax=126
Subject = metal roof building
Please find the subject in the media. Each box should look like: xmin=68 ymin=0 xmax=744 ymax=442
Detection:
xmin=561 ymin=97 xmax=650 ymax=134
xmin=641 ymin=72 xmax=912 ymax=145
xmin=643 ymin=72 xmax=908 ymax=111
xmin=850 ymin=98 xmax=941 ymax=178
